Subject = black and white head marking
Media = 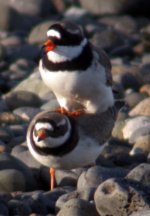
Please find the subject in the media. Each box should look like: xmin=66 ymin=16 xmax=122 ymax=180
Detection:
xmin=28 ymin=112 xmax=79 ymax=156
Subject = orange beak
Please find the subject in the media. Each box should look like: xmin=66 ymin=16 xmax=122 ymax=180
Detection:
xmin=44 ymin=39 xmax=56 ymax=52
xmin=37 ymin=130 xmax=47 ymax=141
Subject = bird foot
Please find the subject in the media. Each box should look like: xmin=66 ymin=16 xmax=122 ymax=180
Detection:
xmin=55 ymin=107 xmax=84 ymax=117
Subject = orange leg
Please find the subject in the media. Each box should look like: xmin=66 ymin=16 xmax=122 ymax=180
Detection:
xmin=50 ymin=167 xmax=55 ymax=191
xmin=55 ymin=107 xmax=84 ymax=117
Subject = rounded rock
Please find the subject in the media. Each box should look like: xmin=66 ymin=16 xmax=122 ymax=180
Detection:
xmin=129 ymin=97 xmax=150 ymax=117
xmin=126 ymin=163 xmax=150 ymax=187
xmin=57 ymin=198 xmax=98 ymax=216
xmin=122 ymin=116 xmax=150 ymax=140
xmin=0 ymin=169 xmax=25 ymax=192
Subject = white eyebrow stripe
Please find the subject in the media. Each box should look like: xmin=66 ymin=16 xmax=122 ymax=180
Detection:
xmin=35 ymin=122 xmax=54 ymax=131
xmin=47 ymin=29 xmax=61 ymax=39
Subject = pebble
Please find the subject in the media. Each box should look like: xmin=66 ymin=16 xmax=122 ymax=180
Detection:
xmin=91 ymin=28 xmax=125 ymax=53
xmin=4 ymin=90 xmax=42 ymax=110
xmin=79 ymin=0 xmax=140 ymax=16
xmin=122 ymin=116 xmax=150 ymax=140
xmin=0 ymin=169 xmax=26 ymax=192
xmin=77 ymin=166 xmax=127 ymax=200
xmin=125 ymin=91 xmax=147 ymax=108
xmin=10 ymin=71 xmax=50 ymax=99
xmin=129 ymin=97 xmax=150 ymax=116
xmin=57 ymin=198 xmax=98 ymax=216
xmin=126 ymin=163 xmax=150 ymax=187
xmin=0 ymin=153 xmax=37 ymax=191
xmin=130 ymin=134 xmax=150 ymax=156
xmin=100 ymin=15 xmax=137 ymax=35
xmin=140 ymin=84 xmax=150 ymax=96
xmin=94 ymin=178 xmax=150 ymax=216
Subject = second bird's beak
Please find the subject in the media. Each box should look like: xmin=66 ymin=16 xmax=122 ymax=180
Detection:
xmin=37 ymin=130 xmax=47 ymax=142
xmin=43 ymin=39 xmax=56 ymax=52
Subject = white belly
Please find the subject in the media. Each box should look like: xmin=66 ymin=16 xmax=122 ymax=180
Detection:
xmin=39 ymin=60 xmax=114 ymax=113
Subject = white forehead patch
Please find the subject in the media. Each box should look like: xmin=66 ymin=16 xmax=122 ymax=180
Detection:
xmin=35 ymin=122 xmax=54 ymax=131
xmin=47 ymin=29 xmax=61 ymax=39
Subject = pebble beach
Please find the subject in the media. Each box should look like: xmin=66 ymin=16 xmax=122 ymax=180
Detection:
xmin=0 ymin=0 xmax=150 ymax=215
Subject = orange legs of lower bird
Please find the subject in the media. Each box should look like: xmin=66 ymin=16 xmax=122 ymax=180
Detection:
xmin=50 ymin=167 xmax=55 ymax=191
xmin=55 ymin=107 xmax=84 ymax=117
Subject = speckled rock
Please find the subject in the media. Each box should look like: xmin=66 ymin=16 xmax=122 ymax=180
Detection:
xmin=126 ymin=163 xmax=150 ymax=187
xmin=130 ymin=210 xmax=150 ymax=216
xmin=129 ymin=97 xmax=150 ymax=116
xmin=122 ymin=116 xmax=150 ymax=140
xmin=130 ymin=135 xmax=150 ymax=156
xmin=94 ymin=178 xmax=150 ymax=216
xmin=57 ymin=198 xmax=98 ymax=216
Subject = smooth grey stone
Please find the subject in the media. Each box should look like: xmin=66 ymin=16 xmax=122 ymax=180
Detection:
xmin=79 ymin=0 xmax=141 ymax=16
xmin=94 ymin=178 xmax=150 ymax=216
xmin=126 ymin=163 xmax=150 ymax=187
xmin=41 ymin=99 xmax=59 ymax=111
xmin=0 ymin=0 xmax=56 ymax=17
xmin=100 ymin=15 xmax=137 ymax=35
xmin=0 ymin=169 xmax=25 ymax=192
xmin=129 ymin=127 xmax=150 ymax=144
xmin=77 ymin=166 xmax=125 ymax=192
xmin=0 ymin=153 xmax=37 ymax=191
xmin=57 ymin=198 xmax=98 ymax=216
xmin=122 ymin=116 xmax=150 ymax=140
xmin=11 ymin=146 xmax=41 ymax=169
xmin=56 ymin=191 xmax=79 ymax=212
xmin=91 ymin=28 xmax=125 ymax=52
xmin=0 ymin=3 xmax=19 ymax=31
xmin=43 ymin=187 xmax=71 ymax=211
xmin=8 ymin=70 xmax=50 ymax=99
xmin=55 ymin=169 xmax=78 ymax=187
xmin=13 ymin=107 xmax=41 ymax=121
xmin=125 ymin=92 xmax=147 ymax=108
